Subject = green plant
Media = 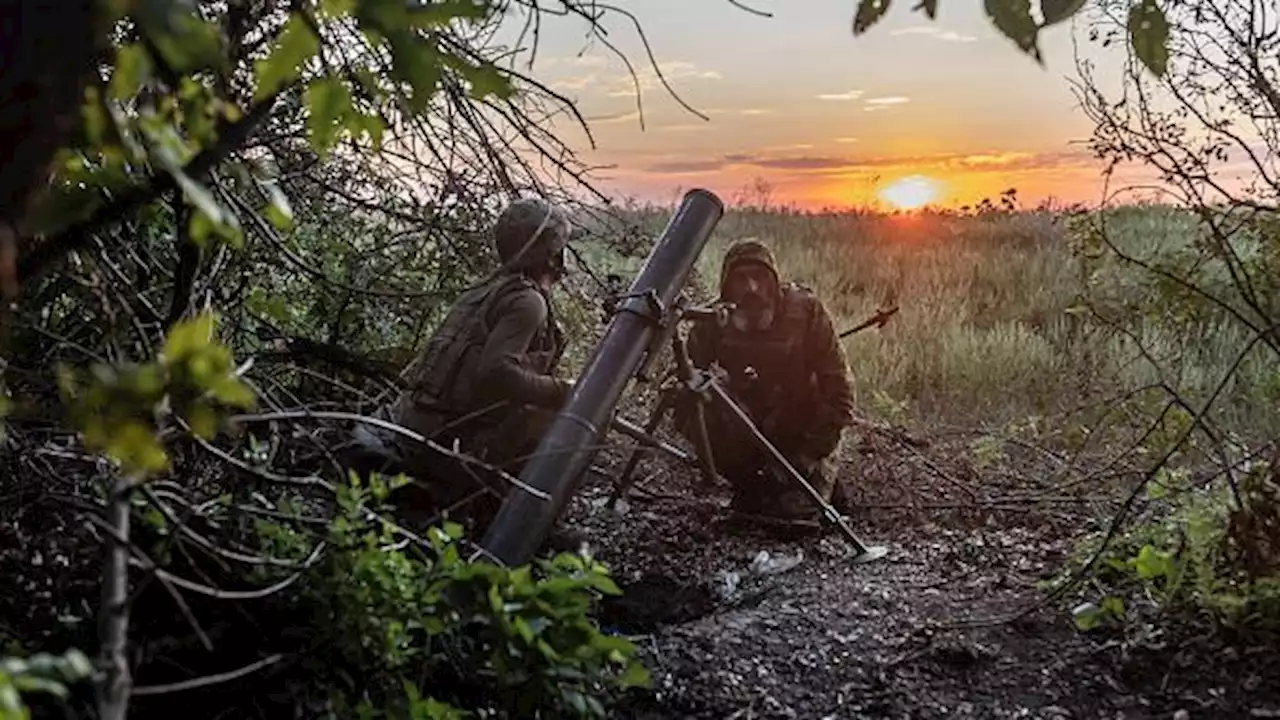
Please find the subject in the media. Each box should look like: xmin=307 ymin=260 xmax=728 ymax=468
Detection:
xmin=295 ymin=471 xmax=649 ymax=719
xmin=1064 ymin=462 xmax=1280 ymax=634
xmin=56 ymin=312 xmax=256 ymax=476
xmin=0 ymin=649 xmax=94 ymax=720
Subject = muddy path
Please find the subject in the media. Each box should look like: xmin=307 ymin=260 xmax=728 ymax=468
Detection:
xmin=565 ymin=430 xmax=1280 ymax=719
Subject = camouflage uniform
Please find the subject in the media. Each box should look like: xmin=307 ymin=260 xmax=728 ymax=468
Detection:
xmin=346 ymin=198 xmax=574 ymax=532
xmin=681 ymin=240 xmax=855 ymax=523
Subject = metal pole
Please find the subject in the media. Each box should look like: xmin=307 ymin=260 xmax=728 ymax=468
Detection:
xmin=611 ymin=414 xmax=696 ymax=467
xmin=705 ymin=380 xmax=889 ymax=563
xmin=480 ymin=189 xmax=725 ymax=565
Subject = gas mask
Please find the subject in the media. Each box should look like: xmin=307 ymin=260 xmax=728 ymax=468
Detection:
xmin=724 ymin=265 xmax=777 ymax=332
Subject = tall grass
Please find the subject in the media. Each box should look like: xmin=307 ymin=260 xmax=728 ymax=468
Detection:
xmin=576 ymin=202 xmax=1280 ymax=441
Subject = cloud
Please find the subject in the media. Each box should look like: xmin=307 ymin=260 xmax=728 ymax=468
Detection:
xmin=763 ymin=143 xmax=815 ymax=151
xmin=835 ymin=137 xmax=860 ymax=143
xmin=551 ymin=74 xmax=600 ymax=91
xmin=958 ymin=151 xmax=1037 ymax=166
xmin=866 ymin=96 xmax=911 ymax=105
xmin=539 ymin=54 xmax=612 ymax=68
xmin=640 ymin=149 xmax=1100 ymax=176
xmin=658 ymin=123 xmax=714 ymax=132
xmin=752 ymin=157 xmax=852 ymax=170
xmin=603 ymin=61 xmax=723 ymax=97
xmin=645 ymin=160 xmax=728 ymax=174
xmin=587 ymin=110 xmax=641 ymax=124
xmin=816 ymin=90 xmax=865 ymax=101
xmin=740 ymin=108 xmax=773 ymax=116
xmin=889 ymin=26 xmax=978 ymax=43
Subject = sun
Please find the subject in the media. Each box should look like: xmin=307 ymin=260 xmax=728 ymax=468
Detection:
xmin=878 ymin=175 xmax=942 ymax=210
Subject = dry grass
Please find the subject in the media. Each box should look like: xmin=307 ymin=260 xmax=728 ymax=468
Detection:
xmin=569 ymin=202 xmax=1280 ymax=442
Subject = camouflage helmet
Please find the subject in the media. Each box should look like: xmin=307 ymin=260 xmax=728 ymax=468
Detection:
xmin=494 ymin=197 xmax=572 ymax=276
xmin=720 ymin=238 xmax=780 ymax=290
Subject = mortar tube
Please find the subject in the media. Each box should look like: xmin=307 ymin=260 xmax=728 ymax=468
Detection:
xmin=479 ymin=189 xmax=725 ymax=566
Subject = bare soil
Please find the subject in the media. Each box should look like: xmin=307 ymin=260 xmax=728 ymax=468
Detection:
xmin=567 ymin=427 xmax=1280 ymax=720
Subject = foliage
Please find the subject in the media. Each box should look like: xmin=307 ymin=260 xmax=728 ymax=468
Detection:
xmin=0 ymin=649 xmax=94 ymax=720
xmin=20 ymin=0 xmax=519 ymax=277
xmin=849 ymin=0 xmax=1171 ymax=76
xmin=56 ymin=312 xmax=255 ymax=477
xmin=291 ymin=472 xmax=649 ymax=719
xmin=1065 ymin=460 xmax=1280 ymax=634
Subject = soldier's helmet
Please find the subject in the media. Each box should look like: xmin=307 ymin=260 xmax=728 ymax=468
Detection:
xmin=494 ymin=197 xmax=572 ymax=277
xmin=720 ymin=238 xmax=780 ymax=289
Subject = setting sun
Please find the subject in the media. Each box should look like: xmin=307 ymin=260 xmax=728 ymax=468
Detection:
xmin=878 ymin=175 xmax=942 ymax=210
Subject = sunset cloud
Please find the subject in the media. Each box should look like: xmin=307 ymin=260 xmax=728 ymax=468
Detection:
xmin=587 ymin=110 xmax=641 ymax=124
xmin=658 ymin=123 xmax=714 ymax=132
xmin=641 ymin=149 xmax=1098 ymax=176
xmin=816 ymin=90 xmax=865 ymax=101
xmin=866 ymin=96 xmax=911 ymax=105
xmin=740 ymin=108 xmax=773 ymax=115
xmin=646 ymin=159 xmax=728 ymax=174
xmin=889 ymin=26 xmax=978 ymax=43
xmin=604 ymin=61 xmax=723 ymax=97
xmin=835 ymin=137 xmax=860 ymax=143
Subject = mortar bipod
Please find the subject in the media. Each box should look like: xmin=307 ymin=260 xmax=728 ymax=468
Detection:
xmin=607 ymin=297 xmax=890 ymax=565
xmin=608 ymin=297 xmax=724 ymax=508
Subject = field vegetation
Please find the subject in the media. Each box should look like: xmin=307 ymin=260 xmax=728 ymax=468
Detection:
xmin=1 ymin=0 xmax=1278 ymax=717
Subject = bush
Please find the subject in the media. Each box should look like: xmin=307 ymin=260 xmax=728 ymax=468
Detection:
xmin=290 ymin=472 xmax=649 ymax=719
xmin=1062 ymin=460 xmax=1280 ymax=635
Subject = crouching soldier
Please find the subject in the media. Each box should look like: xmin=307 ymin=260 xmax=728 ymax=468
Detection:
xmin=345 ymin=197 xmax=577 ymax=541
xmin=678 ymin=239 xmax=855 ymax=528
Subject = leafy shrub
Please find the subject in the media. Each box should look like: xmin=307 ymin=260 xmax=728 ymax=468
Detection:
xmin=290 ymin=472 xmax=649 ymax=719
xmin=0 ymin=649 xmax=93 ymax=720
xmin=1064 ymin=460 xmax=1280 ymax=633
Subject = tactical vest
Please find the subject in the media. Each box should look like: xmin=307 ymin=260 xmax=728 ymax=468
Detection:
xmin=702 ymin=283 xmax=820 ymax=429
xmin=395 ymin=273 xmax=564 ymax=431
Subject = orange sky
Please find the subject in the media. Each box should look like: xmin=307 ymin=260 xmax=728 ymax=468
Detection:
xmin=495 ymin=0 xmax=1168 ymax=210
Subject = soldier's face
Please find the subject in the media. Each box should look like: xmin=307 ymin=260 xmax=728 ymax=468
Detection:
xmin=724 ymin=264 xmax=777 ymax=331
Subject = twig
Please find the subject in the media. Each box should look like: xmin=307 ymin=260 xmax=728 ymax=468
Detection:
xmin=18 ymin=92 xmax=281 ymax=283
xmin=131 ymin=654 xmax=284 ymax=696
xmin=228 ymin=410 xmax=552 ymax=501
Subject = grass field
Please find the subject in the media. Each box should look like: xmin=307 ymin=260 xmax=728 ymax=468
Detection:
xmin=569 ymin=201 xmax=1280 ymax=447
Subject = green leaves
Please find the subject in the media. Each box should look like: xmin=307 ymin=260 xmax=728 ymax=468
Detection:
xmin=1041 ymin=0 xmax=1089 ymax=26
xmin=134 ymin=0 xmax=224 ymax=75
xmin=60 ymin=312 xmax=255 ymax=477
xmin=454 ymin=59 xmax=515 ymax=101
xmin=305 ymin=76 xmax=355 ymax=157
xmin=1130 ymin=544 xmax=1176 ymax=581
xmin=303 ymin=76 xmax=386 ymax=156
xmin=261 ymin=181 xmax=295 ymax=231
xmin=0 ymin=648 xmax=94 ymax=718
xmin=109 ymin=44 xmax=153 ymax=101
xmin=852 ymin=0 xmax=892 ymax=34
xmin=254 ymin=13 xmax=321 ymax=102
xmin=984 ymin=0 xmax=1042 ymax=62
xmin=1071 ymin=596 xmax=1125 ymax=631
xmin=311 ymin=481 xmax=646 ymax=718
xmin=851 ymin=0 xmax=1170 ymax=77
xmin=1128 ymin=0 xmax=1170 ymax=77
xmin=914 ymin=0 xmax=938 ymax=20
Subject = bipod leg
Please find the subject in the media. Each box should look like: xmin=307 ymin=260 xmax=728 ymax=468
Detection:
xmin=687 ymin=391 xmax=720 ymax=491
xmin=608 ymin=386 xmax=678 ymax=508
xmin=704 ymin=381 xmax=889 ymax=564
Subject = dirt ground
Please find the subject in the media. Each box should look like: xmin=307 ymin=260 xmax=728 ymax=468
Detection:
xmin=564 ymin=426 xmax=1280 ymax=720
